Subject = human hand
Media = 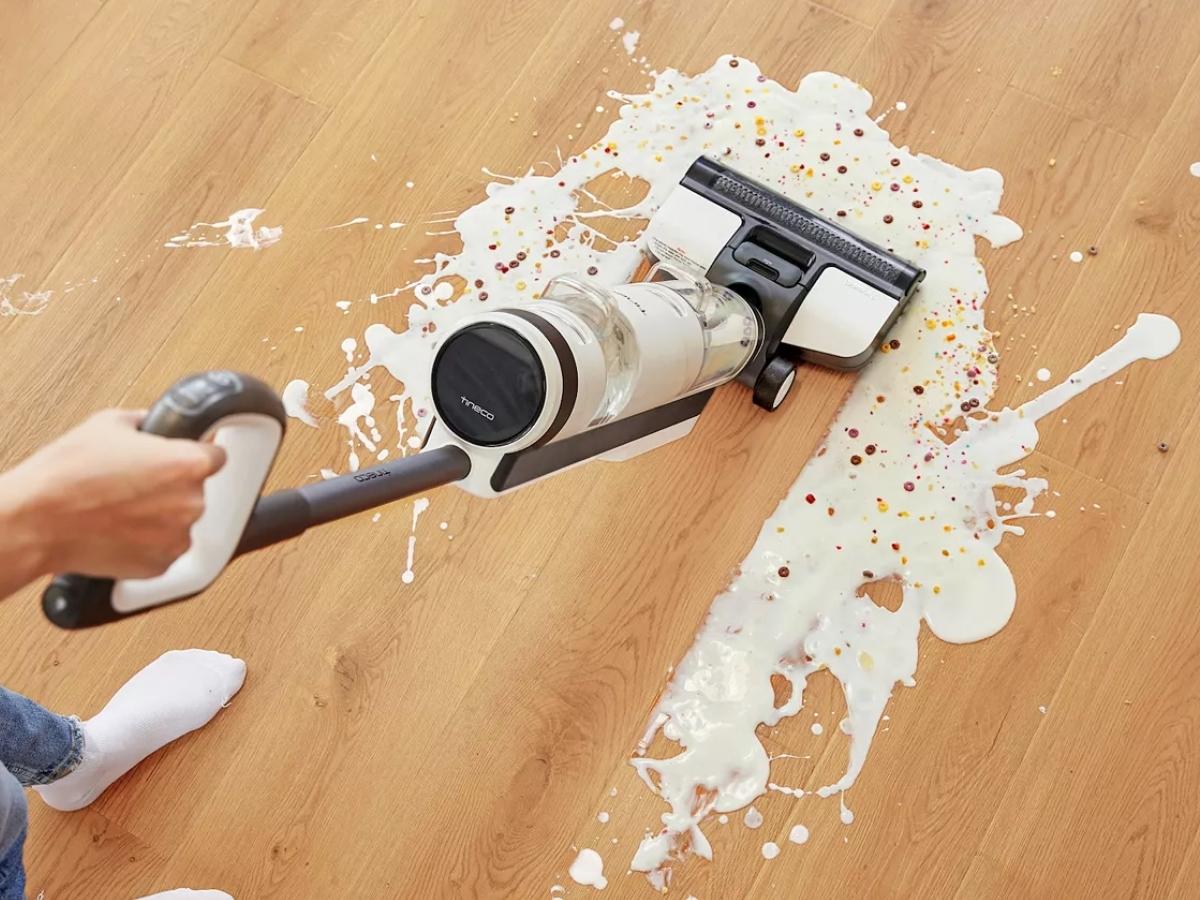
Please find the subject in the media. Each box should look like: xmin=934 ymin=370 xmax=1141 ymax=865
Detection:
xmin=0 ymin=409 xmax=226 ymax=584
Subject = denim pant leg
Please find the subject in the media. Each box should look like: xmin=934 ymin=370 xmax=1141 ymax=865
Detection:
xmin=0 ymin=766 xmax=27 ymax=900
xmin=0 ymin=686 xmax=83 ymax=787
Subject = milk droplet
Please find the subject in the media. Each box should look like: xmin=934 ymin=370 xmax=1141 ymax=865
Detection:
xmin=281 ymin=380 xmax=318 ymax=428
xmin=568 ymin=848 xmax=608 ymax=890
xmin=839 ymin=796 xmax=854 ymax=825
xmin=761 ymin=841 xmax=780 ymax=860
xmin=789 ymin=824 xmax=810 ymax=844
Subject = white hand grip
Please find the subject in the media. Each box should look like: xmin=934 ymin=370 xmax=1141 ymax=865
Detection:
xmin=112 ymin=413 xmax=284 ymax=613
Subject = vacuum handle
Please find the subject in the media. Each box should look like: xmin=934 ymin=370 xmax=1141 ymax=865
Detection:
xmin=43 ymin=371 xmax=287 ymax=629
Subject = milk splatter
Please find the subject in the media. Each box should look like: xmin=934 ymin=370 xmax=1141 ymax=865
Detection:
xmin=275 ymin=55 xmax=1180 ymax=883
xmin=1190 ymin=161 xmax=1200 ymax=177
xmin=761 ymin=841 xmax=780 ymax=860
xmin=326 ymin=216 xmax=370 ymax=230
xmin=622 ymin=31 xmax=640 ymax=56
xmin=0 ymin=274 xmax=52 ymax=317
xmin=282 ymin=379 xmax=318 ymax=427
xmin=788 ymin=824 xmax=809 ymax=844
xmin=743 ymin=806 xmax=763 ymax=829
xmin=568 ymin=848 xmax=608 ymax=890
xmin=336 ymin=382 xmax=378 ymax=471
xmin=401 ymin=497 xmax=431 ymax=585
xmin=164 ymin=208 xmax=282 ymax=249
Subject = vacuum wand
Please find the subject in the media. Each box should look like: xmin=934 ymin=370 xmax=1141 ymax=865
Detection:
xmin=236 ymin=445 xmax=471 ymax=555
xmin=42 ymin=372 xmax=471 ymax=630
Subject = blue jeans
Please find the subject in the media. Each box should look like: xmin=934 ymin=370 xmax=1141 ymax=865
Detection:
xmin=0 ymin=686 xmax=84 ymax=900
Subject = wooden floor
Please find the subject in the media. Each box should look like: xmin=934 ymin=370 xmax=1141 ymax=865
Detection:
xmin=2 ymin=0 xmax=1199 ymax=897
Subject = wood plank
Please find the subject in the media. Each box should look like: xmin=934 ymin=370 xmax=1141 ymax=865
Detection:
xmin=962 ymin=88 xmax=1142 ymax=413
xmin=0 ymin=0 xmax=101 ymax=127
xmin=958 ymin=403 xmax=1200 ymax=898
xmin=846 ymin=0 xmax=1053 ymax=160
xmin=22 ymin=805 xmax=168 ymax=900
xmin=0 ymin=57 xmax=327 ymax=472
xmin=995 ymin=57 xmax=1200 ymax=499
xmin=1168 ymin=826 xmax=1200 ymax=899
xmin=221 ymin=0 xmax=419 ymax=107
xmin=813 ymin=0 xmax=895 ymax=28
xmin=1010 ymin=0 xmax=1200 ymax=136
xmin=0 ymin=0 xmax=254 ymax=285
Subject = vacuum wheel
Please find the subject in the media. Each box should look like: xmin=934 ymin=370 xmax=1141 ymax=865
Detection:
xmin=753 ymin=356 xmax=796 ymax=411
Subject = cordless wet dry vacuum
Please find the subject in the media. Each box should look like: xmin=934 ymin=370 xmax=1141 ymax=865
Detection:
xmin=43 ymin=157 xmax=924 ymax=628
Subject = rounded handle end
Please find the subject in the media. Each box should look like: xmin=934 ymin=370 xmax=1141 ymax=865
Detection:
xmin=43 ymin=575 xmax=118 ymax=630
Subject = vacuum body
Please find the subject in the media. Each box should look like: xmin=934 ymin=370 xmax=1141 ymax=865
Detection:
xmin=425 ymin=268 xmax=760 ymax=496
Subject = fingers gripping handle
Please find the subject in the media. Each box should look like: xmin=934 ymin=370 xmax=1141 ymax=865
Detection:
xmin=43 ymin=372 xmax=287 ymax=629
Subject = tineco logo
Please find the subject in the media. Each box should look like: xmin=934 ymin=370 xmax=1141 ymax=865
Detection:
xmin=460 ymin=395 xmax=495 ymax=421
xmin=353 ymin=469 xmax=389 ymax=483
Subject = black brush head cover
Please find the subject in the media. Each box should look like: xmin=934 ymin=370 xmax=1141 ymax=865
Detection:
xmin=432 ymin=322 xmax=547 ymax=446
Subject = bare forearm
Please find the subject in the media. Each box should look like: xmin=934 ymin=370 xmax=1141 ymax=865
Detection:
xmin=0 ymin=470 xmax=51 ymax=600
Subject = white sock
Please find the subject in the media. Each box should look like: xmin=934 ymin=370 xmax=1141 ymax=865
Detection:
xmin=34 ymin=650 xmax=246 ymax=812
xmin=136 ymin=891 xmax=233 ymax=899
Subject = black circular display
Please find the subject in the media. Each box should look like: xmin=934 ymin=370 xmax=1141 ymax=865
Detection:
xmin=432 ymin=323 xmax=547 ymax=446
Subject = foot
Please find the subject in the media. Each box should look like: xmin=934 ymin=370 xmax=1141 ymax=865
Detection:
xmin=35 ymin=650 xmax=246 ymax=812
xmin=137 ymin=891 xmax=233 ymax=899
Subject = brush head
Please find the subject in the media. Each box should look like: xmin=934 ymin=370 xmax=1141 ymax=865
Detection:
xmin=645 ymin=157 xmax=925 ymax=404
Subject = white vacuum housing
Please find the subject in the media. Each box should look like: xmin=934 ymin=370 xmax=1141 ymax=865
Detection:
xmin=425 ymin=267 xmax=761 ymax=496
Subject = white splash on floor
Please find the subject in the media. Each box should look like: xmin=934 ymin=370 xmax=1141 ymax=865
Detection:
xmin=282 ymin=379 xmax=318 ymax=427
xmin=761 ymin=841 xmax=780 ymax=860
xmin=277 ymin=54 xmax=1180 ymax=885
xmin=164 ymin=208 xmax=283 ymax=249
xmin=622 ymin=31 xmax=640 ymax=56
xmin=1069 ymin=250 xmax=1084 ymax=263
xmin=337 ymin=382 xmax=378 ymax=471
xmin=743 ymin=806 xmax=763 ymax=829
xmin=788 ymin=824 xmax=809 ymax=845
xmin=1190 ymin=161 xmax=1200 ymax=177
xmin=327 ymin=216 xmax=370 ymax=230
xmin=401 ymin=497 xmax=431 ymax=585
xmin=1036 ymin=367 xmax=1052 ymax=382
xmin=609 ymin=17 xmax=624 ymax=30
xmin=569 ymin=848 xmax=608 ymax=889
xmin=0 ymin=273 xmax=53 ymax=317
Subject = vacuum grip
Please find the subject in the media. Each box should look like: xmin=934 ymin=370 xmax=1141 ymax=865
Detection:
xmin=43 ymin=371 xmax=287 ymax=629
